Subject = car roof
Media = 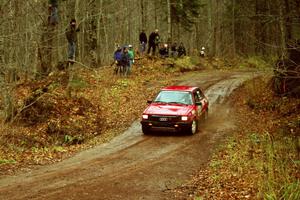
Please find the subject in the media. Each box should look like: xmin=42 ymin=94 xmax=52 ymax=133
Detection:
xmin=161 ymin=86 xmax=198 ymax=92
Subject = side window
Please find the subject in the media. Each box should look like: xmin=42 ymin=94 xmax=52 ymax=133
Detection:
xmin=198 ymin=89 xmax=205 ymax=99
xmin=194 ymin=90 xmax=201 ymax=103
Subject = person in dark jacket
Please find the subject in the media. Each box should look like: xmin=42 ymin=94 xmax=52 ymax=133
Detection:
xmin=159 ymin=43 xmax=169 ymax=58
xmin=178 ymin=42 xmax=187 ymax=57
xmin=48 ymin=0 xmax=59 ymax=26
xmin=147 ymin=29 xmax=160 ymax=55
xmin=65 ymin=19 xmax=80 ymax=62
xmin=139 ymin=30 xmax=147 ymax=55
xmin=121 ymin=47 xmax=130 ymax=76
xmin=113 ymin=45 xmax=123 ymax=75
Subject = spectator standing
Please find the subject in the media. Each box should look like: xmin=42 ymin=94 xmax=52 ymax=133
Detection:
xmin=65 ymin=19 xmax=80 ymax=62
xmin=170 ymin=42 xmax=178 ymax=57
xmin=147 ymin=29 xmax=160 ymax=56
xmin=113 ymin=45 xmax=123 ymax=74
xmin=128 ymin=45 xmax=135 ymax=75
xmin=48 ymin=0 xmax=59 ymax=26
xmin=121 ymin=47 xmax=130 ymax=76
xmin=178 ymin=42 xmax=186 ymax=57
xmin=139 ymin=30 xmax=147 ymax=55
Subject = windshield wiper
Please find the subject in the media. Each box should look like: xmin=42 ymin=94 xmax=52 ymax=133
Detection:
xmin=154 ymin=100 xmax=167 ymax=103
xmin=167 ymin=101 xmax=183 ymax=104
xmin=167 ymin=101 xmax=190 ymax=105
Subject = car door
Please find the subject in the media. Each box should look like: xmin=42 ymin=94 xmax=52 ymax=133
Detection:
xmin=193 ymin=90 xmax=202 ymax=118
xmin=194 ymin=89 xmax=208 ymax=117
xmin=199 ymin=89 xmax=209 ymax=110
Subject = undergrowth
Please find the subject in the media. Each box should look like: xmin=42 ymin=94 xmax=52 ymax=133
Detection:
xmin=172 ymin=76 xmax=299 ymax=199
xmin=218 ymin=77 xmax=299 ymax=199
xmin=239 ymin=56 xmax=272 ymax=69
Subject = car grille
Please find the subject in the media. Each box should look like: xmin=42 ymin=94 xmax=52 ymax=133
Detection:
xmin=149 ymin=115 xmax=181 ymax=122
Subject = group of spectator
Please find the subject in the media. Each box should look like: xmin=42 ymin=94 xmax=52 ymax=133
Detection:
xmin=113 ymin=45 xmax=135 ymax=76
xmin=139 ymin=29 xmax=187 ymax=58
xmin=111 ymin=29 xmax=190 ymax=76
xmin=47 ymin=0 xmax=195 ymax=69
xmin=159 ymin=42 xmax=186 ymax=58
xmin=50 ymin=1 xmax=188 ymax=68
xmin=139 ymin=29 xmax=161 ymax=56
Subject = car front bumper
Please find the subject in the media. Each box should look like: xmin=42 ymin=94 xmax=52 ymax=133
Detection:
xmin=141 ymin=120 xmax=192 ymax=132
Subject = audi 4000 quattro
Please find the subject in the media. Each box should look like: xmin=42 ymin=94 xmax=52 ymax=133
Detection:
xmin=141 ymin=86 xmax=209 ymax=135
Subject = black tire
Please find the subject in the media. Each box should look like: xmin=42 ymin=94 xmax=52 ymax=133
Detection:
xmin=188 ymin=119 xmax=198 ymax=135
xmin=142 ymin=125 xmax=151 ymax=135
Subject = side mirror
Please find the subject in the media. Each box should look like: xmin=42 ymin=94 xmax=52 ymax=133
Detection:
xmin=147 ymin=100 xmax=152 ymax=104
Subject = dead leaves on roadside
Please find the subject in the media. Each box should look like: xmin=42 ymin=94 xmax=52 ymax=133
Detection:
xmin=171 ymin=76 xmax=300 ymax=200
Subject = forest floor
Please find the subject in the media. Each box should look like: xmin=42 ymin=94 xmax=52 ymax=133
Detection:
xmin=0 ymin=56 xmax=299 ymax=199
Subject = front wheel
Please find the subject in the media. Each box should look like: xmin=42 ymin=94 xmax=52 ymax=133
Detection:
xmin=188 ymin=119 xmax=198 ymax=135
xmin=142 ymin=125 xmax=151 ymax=135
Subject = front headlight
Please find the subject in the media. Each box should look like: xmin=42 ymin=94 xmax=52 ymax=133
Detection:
xmin=181 ymin=116 xmax=188 ymax=121
xmin=142 ymin=114 xmax=149 ymax=119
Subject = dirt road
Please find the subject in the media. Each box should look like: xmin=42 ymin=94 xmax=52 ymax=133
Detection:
xmin=0 ymin=70 xmax=259 ymax=200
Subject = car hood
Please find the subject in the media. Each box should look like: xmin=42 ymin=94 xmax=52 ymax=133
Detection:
xmin=144 ymin=103 xmax=194 ymax=116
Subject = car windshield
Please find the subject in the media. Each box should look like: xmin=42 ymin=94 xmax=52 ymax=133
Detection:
xmin=154 ymin=91 xmax=192 ymax=105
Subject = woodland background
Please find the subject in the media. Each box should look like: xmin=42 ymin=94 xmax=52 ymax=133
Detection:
xmin=1 ymin=0 xmax=300 ymax=73
xmin=0 ymin=0 xmax=299 ymax=121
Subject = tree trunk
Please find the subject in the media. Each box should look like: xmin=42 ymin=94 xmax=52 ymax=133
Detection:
xmin=207 ymin=0 xmax=213 ymax=55
xmin=141 ymin=0 xmax=146 ymax=30
xmin=85 ymin=0 xmax=98 ymax=66
xmin=213 ymin=0 xmax=222 ymax=57
xmin=231 ymin=0 xmax=236 ymax=58
xmin=284 ymin=0 xmax=292 ymax=41
xmin=154 ymin=0 xmax=158 ymax=28
xmin=277 ymin=0 xmax=287 ymax=58
xmin=166 ymin=0 xmax=171 ymax=42
xmin=293 ymin=0 xmax=300 ymax=39
xmin=37 ymin=2 xmax=57 ymax=77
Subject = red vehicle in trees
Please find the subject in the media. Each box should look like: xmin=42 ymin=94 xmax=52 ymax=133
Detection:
xmin=141 ymin=86 xmax=209 ymax=135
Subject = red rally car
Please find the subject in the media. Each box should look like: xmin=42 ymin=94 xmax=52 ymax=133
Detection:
xmin=141 ymin=86 xmax=209 ymax=135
